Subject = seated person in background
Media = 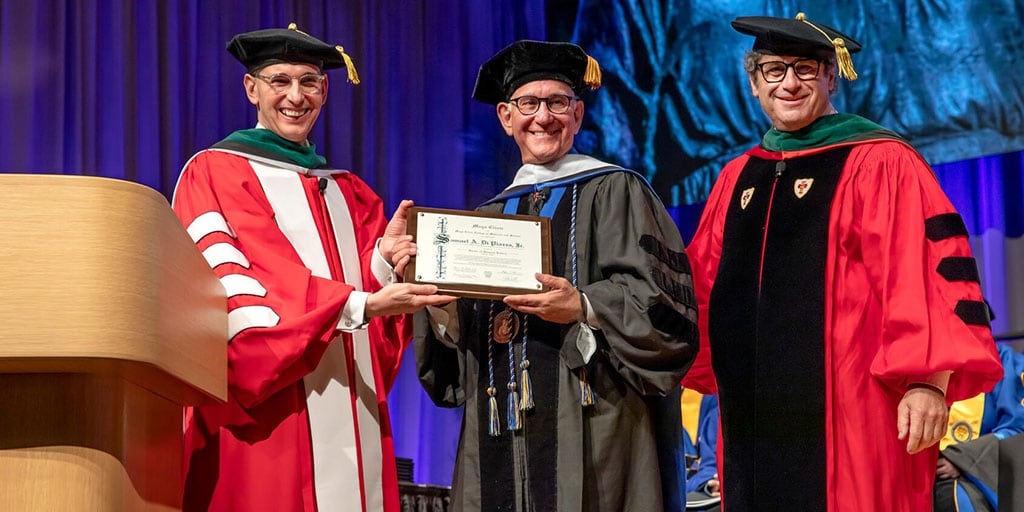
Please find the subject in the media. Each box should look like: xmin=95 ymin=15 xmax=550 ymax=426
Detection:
xmin=681 ymin=389 xmax=720 ymax=511
xmin=934 ymin=342 xmax=1024 ymax=512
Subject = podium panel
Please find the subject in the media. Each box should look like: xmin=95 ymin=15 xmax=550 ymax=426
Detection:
xmin=0 ymin=175 xmax=227 ymax=511
xmin=0 ymin=374 xmax=182 ymax=511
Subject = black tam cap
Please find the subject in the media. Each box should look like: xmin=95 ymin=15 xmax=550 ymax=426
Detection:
xmin=227 ymin=23 xmax=360 ymax=84
xmin=732 ymin=12 xmax=861 ymax=80
xmin=472 ymin=40 xmax=602 ymax=105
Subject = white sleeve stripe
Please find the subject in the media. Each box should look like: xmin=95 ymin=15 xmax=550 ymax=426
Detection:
xmin=187 ymin=211 xmax=235 ymax=242
xmin=228 ymin=305 xmax=280 ymax=340
xmin=203 ymin=242 xmax=250 ymax=269
xmin=221 ymin=273 xmax=268 ymax=298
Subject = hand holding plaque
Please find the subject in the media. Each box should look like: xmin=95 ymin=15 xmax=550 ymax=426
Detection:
xmin=404 ymin=207 xmax=552 ymax=299
xmin=380 ymin=199 xmax=417 ymax=275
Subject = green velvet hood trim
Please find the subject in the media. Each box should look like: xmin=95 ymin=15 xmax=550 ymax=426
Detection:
xmin=220 ymin=128 xmax=327 ymax=169
xmin=761 ymin=113 xmax=902 ymax=152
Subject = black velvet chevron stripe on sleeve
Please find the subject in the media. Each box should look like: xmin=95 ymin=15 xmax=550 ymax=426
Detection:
xmin=639 ymin=234 xmax=692 ymax=274
xmin=954 ymin=300 xmax=992 ymax=327
xmin=924 ymin=213 xmax=969 ymax=241
xmin=647 ymin=301 xmax=699 ymax=343
xmin=650 ymin=267 xmax=696 ymax=306
xmin=936 ymin=257 xmax=982 ymax=283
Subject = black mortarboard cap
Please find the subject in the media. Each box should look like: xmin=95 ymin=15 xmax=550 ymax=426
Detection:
xmin=472 ymin=40 xmax=602 ymax=104
xmin=227 ymin=23 xmax=360 ymax=84
xmin=732 ymin=12 xmax=861 ymax=80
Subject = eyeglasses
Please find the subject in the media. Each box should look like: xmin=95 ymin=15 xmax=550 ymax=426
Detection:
xmin=507 ymin=94 xmax=577 ymax=115
xmin=757 ymin=59 xmax=822 ymax=83
xmin=252 ymin=72 xmax=326 ymax=94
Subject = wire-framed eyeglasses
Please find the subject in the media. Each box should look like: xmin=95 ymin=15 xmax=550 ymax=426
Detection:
xmin=252 ymin=72 xmax=326 ymax=94
xmin=757 ymin=59 xmax=822 ymax=83
xmin=507 ymin=94 xmax=577 ymax=115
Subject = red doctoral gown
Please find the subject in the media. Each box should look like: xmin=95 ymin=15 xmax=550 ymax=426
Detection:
xmin=173 ymin=148 xmax=409 ymax=512
xmin=683 ymin=129 xmax=1003 ymax=511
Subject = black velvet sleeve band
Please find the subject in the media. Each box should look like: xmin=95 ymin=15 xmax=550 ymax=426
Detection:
xmin=925 ymin=213 xmax=969 ymax=241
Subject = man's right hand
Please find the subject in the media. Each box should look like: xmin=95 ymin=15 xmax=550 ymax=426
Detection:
xmin=365 ymin=283 xmax=457 ymax=318
xmin=935 ymin=457 xmax=961 ymax=480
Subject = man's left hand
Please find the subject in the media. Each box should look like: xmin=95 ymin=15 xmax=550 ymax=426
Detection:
xmin=381 ymin=199 xmax=416 ymax=275
xmin=706 ymin=474 xmax=721 ymax=497
xmin=897 ymin=386 xmax=949 ymax=454
xmin=503 ymin=273 xmax=582 ymax=324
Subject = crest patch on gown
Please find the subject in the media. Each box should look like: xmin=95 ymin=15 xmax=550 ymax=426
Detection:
xmin=740 ymin=187 xmax=755 ymax=209
xmin=794 ymin=178 xmax=814 ymax=198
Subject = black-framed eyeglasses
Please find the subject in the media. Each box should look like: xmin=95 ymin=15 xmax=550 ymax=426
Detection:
xmin=757 ymin=59 xmax=822 ymax=83
xmin=252 ymin=72 xmax=326 ymax=94
xmin=507 ymin=94 xmax=577 ymax=115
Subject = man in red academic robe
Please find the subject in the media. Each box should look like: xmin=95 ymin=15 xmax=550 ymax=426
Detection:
xmin=172 ymin=24 xmax=453 ymax=512
xmin=682 ymin=13 xmax=1004 ymax=512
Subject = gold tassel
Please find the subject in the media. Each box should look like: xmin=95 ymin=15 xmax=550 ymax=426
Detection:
xmin=579 ymin=368 xmax=595 ymax=407
xmin=795 ymin=12 xmax=857 ymax=81
xmin=507 ymin=384 xmax=522 ymax=431
xmin=583 ymin=55 xmax=602 ymax=90
xmin=287 ymin=23 xmax=361 ymax=84
xmin=832 ymin=38 xmax=858 ymax=80
xmin=336 ymin=46 xmax=361 ymax=84
xmin=519 ymin=361 xmax=534 ymax=411
xmin=487 ymin=387 xmax=501 ymax=437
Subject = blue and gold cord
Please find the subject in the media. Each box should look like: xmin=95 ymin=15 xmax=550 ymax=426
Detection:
xmin=570 ymin=183 xmax=595 ymax=407
xmin=487 ymin=302 xmax=501 ymax=437
xmin=570 ymin=183 xmax=578 ymax=287
xmin=519 ymin=318 xmax=534 ymax=411
xmin=507 ymin=314 xmax=522 ymax=431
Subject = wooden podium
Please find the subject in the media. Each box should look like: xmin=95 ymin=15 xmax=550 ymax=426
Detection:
xmin=0 ymin=175 xmax=227 ymax=511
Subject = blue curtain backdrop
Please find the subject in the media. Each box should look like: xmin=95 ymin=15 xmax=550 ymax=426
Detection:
xmin=0 ymin=0 xmax=1021 ymax=487
xmin=932 ymin=152 xmax=1024 ymax=341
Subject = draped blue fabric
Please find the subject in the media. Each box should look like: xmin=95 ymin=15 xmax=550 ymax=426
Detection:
xmin=570 ymin=0 xmax=1024 ymax=206
xmin=1 ymin=0 xmax=1021 ymax=488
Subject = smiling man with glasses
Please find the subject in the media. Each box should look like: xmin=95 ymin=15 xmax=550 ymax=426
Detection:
xmin=682 ymin=12 xmax=1004 ymax=512
xmin=251 ymin=71 xmax=327 ymax=95
xmin=755 ymin=58 xmax=822 ymax=83
xmin=506 ymin=93 xmax=577 ymax=115
xmin=238 ymin=33 xmax=338 ymax=144
xmin=415 ymin=40 xmax=699 ymax=512
xmin=172 ymin=23 xmax=454 ymax=512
